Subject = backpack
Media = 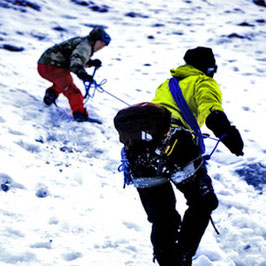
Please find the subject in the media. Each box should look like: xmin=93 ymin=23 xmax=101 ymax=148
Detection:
xmin=114 ymin=102 xmax=171 ymax=177
xmin=114 ymin=102 xmax=201 ymax=179
xmin=114 ymin=102 xmax=171 ymax=150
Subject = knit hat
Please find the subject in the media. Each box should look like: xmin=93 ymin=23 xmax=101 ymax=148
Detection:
xmin=89 ymin=26 xmax=111 ymax=46
xmin=184 ymin=47 xmax=217 ymax=77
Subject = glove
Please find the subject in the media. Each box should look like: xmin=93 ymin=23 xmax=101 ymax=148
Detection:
xmin=206 ymin=110 xmax=244 ymax=156
xmin=221 ymin=126 xmax=244 ymax=156
xmin=88 ymin=59 xmax=102 ymax=68
xmin=77 ymin=70 xmax=93 ymax=83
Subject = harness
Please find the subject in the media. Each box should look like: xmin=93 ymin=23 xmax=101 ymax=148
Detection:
xmin=119 ymin=77 xmax=225 ymax=188
xmin=118 ymin=76 xmax=203 ymax=188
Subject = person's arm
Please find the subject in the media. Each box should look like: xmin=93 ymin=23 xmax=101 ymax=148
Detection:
xmin=206 ymin=110 xmax=244 ymax=156
xmin=69 ymin=39 xmax=93 ymax=81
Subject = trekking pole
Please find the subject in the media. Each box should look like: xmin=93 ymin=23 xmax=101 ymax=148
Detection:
xmin=84 ymin=67 xmax=98 ymax=99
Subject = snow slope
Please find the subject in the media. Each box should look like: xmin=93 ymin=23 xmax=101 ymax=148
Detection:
xmin=0 ymin=0 xmax=265 ymax=265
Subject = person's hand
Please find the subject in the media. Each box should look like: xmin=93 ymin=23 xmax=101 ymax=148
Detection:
xmin=88 ymin=59 xmax=102 ymax=68
xmin=221 ymin=126 xmax=244 ymax=156
xmin=206 ymin=110 xmax=244 ymax=156
xmin=77 ymin=71 xmax=93 ymax=83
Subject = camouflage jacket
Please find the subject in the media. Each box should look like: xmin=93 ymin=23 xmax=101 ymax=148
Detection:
xmin=38 ymin=36 xmax=93 ymax=75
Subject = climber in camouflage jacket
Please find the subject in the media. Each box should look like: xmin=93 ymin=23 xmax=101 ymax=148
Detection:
xmin=37 ymin=26 xmax=111 ymax=123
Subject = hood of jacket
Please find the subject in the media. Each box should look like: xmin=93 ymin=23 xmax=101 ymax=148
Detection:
xmin=151 ymin=64 xmax=223 ymax=128
xmin=170 ymin=64 xmax=206 ymax=79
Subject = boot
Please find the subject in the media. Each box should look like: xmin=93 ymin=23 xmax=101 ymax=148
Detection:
xmin=176 ymin=245 xmax=193 ymax=266
xmin=154 ymin=246 xmax=186 ymax=266
xmin=73 ymin=111 xmax=88 ymax=122
xmin=43 ymin=88 xmax=57 ymax=106
xmin=177 ymin=252 xmax=192 ymax=266
xmin=73 ymin=111 xmax=102 ymax=124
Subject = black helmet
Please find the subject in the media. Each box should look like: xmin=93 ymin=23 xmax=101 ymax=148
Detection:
xmin=89 ymin=26 xmax=111 ymax=46
xmin=184 ymin=47 xmax=217 ymax=77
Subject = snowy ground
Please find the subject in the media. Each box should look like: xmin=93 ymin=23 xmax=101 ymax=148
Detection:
xmin=0 ymin=0 xmax=265 ymax=265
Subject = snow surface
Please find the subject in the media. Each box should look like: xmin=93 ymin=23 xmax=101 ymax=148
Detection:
xmin=0 ymin=0 xmax=266 ymax=265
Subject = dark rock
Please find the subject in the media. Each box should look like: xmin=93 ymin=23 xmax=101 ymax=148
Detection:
xmin=227 ymin=33 xmax=246 ymax=39
xmin=71 ymin=0 xmax=89 ymax=6
xmin=2 ymin=44 xmax=24 ymax=52
xmin=237 ymin=22 xmax=255 ymax=27
xmin=60 ymin=146 xmax=73 ymax=153
xmin=152 ymin=23 xmax=165 ymax=27
xmin=36 ymin=188 xmax=48 ymax=198
xmin=256 ymin=19 xmax=266 ymax=23
xmin=83 ymin=23 xmax=107 ymax=29
xmin=30 ymin=31 xmax=46 ymax=41
xmin=35 ymin=138 xmax=44 ymax=143
xmin=125 ymin=12 xmax=149 ymax=19
xmin=253 ymin=0 xmax=266 ymax=7
xmin=173 ymin=31 xmax=184 ymax=36
xmin=52 ymin=26 xmax=67 ymax=32
xmin=90 ymin=5 xmax=108 ymax=12
xmin=0 ymin=0 xmax=41 ymax=11
xmin=70 ymin=0 xmax=110 ymax=12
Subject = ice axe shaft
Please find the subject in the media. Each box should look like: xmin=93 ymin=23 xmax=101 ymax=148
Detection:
xmin=84 ymin=67 xmax=98 ymax=99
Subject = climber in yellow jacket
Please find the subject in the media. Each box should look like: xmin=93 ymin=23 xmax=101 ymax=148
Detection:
xmin=152 ymin=64 xmax=223 ymax=128
xmin=137 ymin=47 xmax=244 ymax=265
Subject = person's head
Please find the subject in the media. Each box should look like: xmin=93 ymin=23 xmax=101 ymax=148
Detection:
xmin=184 ymin=47 xmax=217 ymax=77
xmin=93 ymin=40 xmax=107 ymax=52
xmin=89 ymin=26 xmax=111 ymax=52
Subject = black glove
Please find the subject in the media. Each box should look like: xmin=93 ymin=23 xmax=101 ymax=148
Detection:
xmin=221 ymin=126 xmax=244 ymax=156
xmin=88 ymin=59 xmax=102 ymax=68
xmin=206 ymin=110 xmax=244 ymax=156
xmin=77 ymin=69 xmax=93 ymax=83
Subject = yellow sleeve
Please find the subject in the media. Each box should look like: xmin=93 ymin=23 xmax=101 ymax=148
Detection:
xmin=195 ymin=78 xmax=223 ymax=127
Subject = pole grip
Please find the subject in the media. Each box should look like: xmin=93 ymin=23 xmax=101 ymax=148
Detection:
xmin=84 ymin=67 xmax=98 ymax=99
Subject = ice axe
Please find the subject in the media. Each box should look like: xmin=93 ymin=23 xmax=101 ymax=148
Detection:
xmin=83 ymin=66 xmax=98 ymax=99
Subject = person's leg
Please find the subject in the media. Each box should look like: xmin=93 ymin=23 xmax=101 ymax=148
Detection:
xmin=37 ymin=64 xmax=86 ymax=114
xmin=175 ymin=166 xmax=219 ymax=258
xmin=63 ymin=85 xmax=86 ymax=115
xmin=38 ymin=64 xmax=63 ymax=97
xmin=137 ymin=182 xmax=182 ymax=266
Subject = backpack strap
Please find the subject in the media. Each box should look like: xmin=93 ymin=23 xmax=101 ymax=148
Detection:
xmin=168 ymin=77 xmax=205 ymax=154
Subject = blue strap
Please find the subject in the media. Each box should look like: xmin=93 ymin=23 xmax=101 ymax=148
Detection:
xmin=118 ymin=147 xmax=133 ymax=188
xmin=203 ymin=134 xmax=227 ymax=162
xmin=169 ymin=77 xmax=205 ymax=154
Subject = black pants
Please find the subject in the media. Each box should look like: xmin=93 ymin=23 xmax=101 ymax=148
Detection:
xmin=137 ymin=166 xmax=218 ymax=265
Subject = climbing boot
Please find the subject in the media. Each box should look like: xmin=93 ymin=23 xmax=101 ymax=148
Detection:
xmin=43 ymin=88 xmax=57 ymax=106
xmin=73 ymin=111 xmax=102 ymax=124
xmin=176 ymin=245 xmax=193 ymax=266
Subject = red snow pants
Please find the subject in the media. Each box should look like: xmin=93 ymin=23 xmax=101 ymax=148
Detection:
xmin=37 ymin=64 xmax=87 ymax=115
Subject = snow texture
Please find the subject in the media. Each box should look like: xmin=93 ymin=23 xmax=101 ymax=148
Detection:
xmin=0 ymin=0 xmax=265 ymax=265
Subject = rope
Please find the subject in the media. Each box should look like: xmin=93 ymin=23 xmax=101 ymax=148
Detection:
xmin=203 ymin=134 xmax=227 ymax=162
xmin=169 ymin=78 xmax=205 ymax=154
xmin=83 ymin=78 xmax=130 ymax=106
xmin=83 ymin=67 xmax=98 ymax=99
xmin=118 ymin=147 xmax=133 ymax=188
xmin=86 ymin=76 xmax=226 ymax=187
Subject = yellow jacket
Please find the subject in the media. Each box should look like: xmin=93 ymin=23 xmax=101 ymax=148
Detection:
xmin=152 ymin=65 xmax=223 ymax=129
